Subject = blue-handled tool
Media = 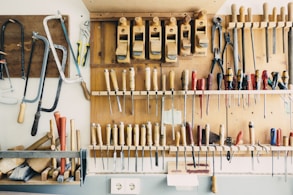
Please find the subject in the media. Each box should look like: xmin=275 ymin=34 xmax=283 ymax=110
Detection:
xmin=271 ymin=128 xmax=276 ymax=145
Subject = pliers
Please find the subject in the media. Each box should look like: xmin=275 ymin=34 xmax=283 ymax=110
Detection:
xmin=211 ymin=16 xmax=222 ymax=53
xmin=211 ymin=48 xmax=224 ymax=75
xmin=222 ymin=32 xmax=240 ymax=75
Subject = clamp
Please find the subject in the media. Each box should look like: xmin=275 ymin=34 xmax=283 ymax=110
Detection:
xmin=211 ymin=16 xmax=222 ymax=53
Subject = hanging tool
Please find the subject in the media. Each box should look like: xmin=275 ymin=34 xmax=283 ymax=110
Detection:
xmin=147 ymin=121 xmax=153 ymax=169
xmin=205 ymin=124 xmax=210 ymax=169
xmin=191 ymin=71 xmax=197 ymax=129
xmin=181 ymin=123 xmax=187 ymax=170
xmin=217 ymin=72 xmax=223 ymax=111
xmin=288 ymin=2 xmax=293 ymax=85
xmin=96 ymin=123 xmax=105 ymax=170
xmin=226 ymin=68 xmax=233 ymax=107
xmin=112 ymin=124 xmax=118 ymax=171
xmin=211 ymin=146 xmax=217 ymax=193
xmin=186 ymin=122 xmax=196 ymax=167
xmin=126 ymin=124 xmax=132 ymax=171
xmin=134 ymin=124 xmax=140 ymax=172
xmin=197 ymin=78 xmax=205 ymax=118
xmin=175 ymin=131 xmax=180 ymax=171
xmin=161 ymin=74 xmax=166 ymax=135
xmin=141 ymin=124 xmax=146 ymax=172
xmin=153 ymin=67 xmax=159 ymax=116
xmin=154 ymin=123 xmax=160 ymax=167
xmin=271 ymin=128 xmax=276 ymax=177
xmin=106 ymin=124 xmax=111 ymax=170
xmin=280 ymin=7 xmax=286 ymax=54
xmin=181 ymin=69 xmax=189 ymax=123
xmin=249 ymin=121 xmax=255 ymax=170
xmin=239 ymin=6 xmax=246 ymax=72
xmin=43 ymin=11 xmax=90 ymax=100
xmin=231 ymin=4 xmax=239 ymax=74
xmin=145 ymin=67 xmax=151 ymax=114
xmin=237 ymin=69 xmax=243 ymax=106
xmin=110 ymin=69 xmax=122 ymax=112
xmin=283 ymin=135 xmax=289 ymax=182
xmin=0 ymin=18 xmax=25 ymax=79
xmin=247 ymin=8 xmax=256 ymax=71
xmin=70 ymin=119 xmax=76 ymax=177
xmin=129 ymin=67 xmax=135 ymax=115
xmin=91 ymin=123 xmax=97 ymax=167
xmin=169 ymin=70 xmax=175 ymax=140
xmin=58 ymin=116 xmax=66 ymax=182
xmin=161 ymin=125 xmax=166 ymax=170
xmin=255 ymin=70 xmax=261 ymax=104
xmin=262 ymin=70 xmax=268 ymax=118
xmin=76 ymin=20 xmax=90 ymax=67
xmin=272 ymin=7 xmax=277 ymax=54
xmin=119 ymin=122 xmax=125 ymax=170
xmin=222 ymin=32 xmax=238 ymax=75
xmin=263 ymin=3 xmax=270 ymax=63
xmin=104 ymin=69 xmax=113 ymax=115
xmin=219 ymin=124 xmax=225 ymax=170
xmin=206 ymin=73 xmax=213 ymax=115
xmin=122 ymin=69 xmax=127 ymax=114
xmin=211 ymin=16 xmax=222 ymax=53
xmin=197 ymin=125 xmax=202 ymax=165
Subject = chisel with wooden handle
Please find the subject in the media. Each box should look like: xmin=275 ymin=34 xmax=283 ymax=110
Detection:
xmin=181 ymin=69 xmax=189 ymax=122
xmin=272 ymin=7 xmax=277 ymax=54
xmin=197 ymin=125 xmax=202 ymax=165
xmin=110 ymin=69 xmax=122 ymax=112
xmin=91 ymin=123 xmax=97 ymax=168
xmin=104 ymin=69 xmax=113 ymax=115
xmin=134 ymin=124 xmax=140 ymax=172
xmin=126 ymin=124 xmax=132 ymax=171
xmin=247 ymin=7 xmax=256 ymax=71
xmin=50 ymin=120 xmax=57 ymax=169
xmin=112 ymin=124 xmax=118 ymax=171
xmin=153 ymin=67 xmax=158 ymax=116
xmin=205 ymin=124 xmax=210 ymax=169
xmin=154 ymin=123 xmax=160 ymax=167
xmin=175 ymin=131 xmax=180 ymax=171
xmin=211 ymin=148 xmax=217 ymax=193
xmin=106 ymin=124 xmax=111 ymax=170
xmin=147 ymin=121 xmax=153 ymax=169
xmin=145 ymin=67 xmax=151 ymax=114
xmin=191 ymin=71 xmax=197 ymax=129
xmin=122 ymin=69 xmax=127 ymax=114
xmin=161 ymin=125 xmax=166 ymax=170
xmin=141 ymin=124 xmax=146 ymax=171
xmin=169 ymin=70 xmax=175 ymax=140
xmin=129 ymin=67 xmax=135 ymax=115
xmin=119 ymin=122 xmax=125 ymax=170
xmin=280 ymin=6 xmax=286 ymax=54
xmin=161 ymin=74 xmax=166 ymax=135
xmin=96 ymin=123 xmax=105 ymax=170
xmin=239 ymin=6 xmax=246 ymax=72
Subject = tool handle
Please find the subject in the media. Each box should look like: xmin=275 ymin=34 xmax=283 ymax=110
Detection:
xmin=235 ymin=130 xmax=243 ymax=145
xmin=249 ymin=121 xmax=255 ymax=145
xmin=263 ymin=3 xmax=269 ymax=22
xmin=122 ymin=69 xmax=127 ymax=91
xmin=197 ymin=125 xmax=202 ymax=146
xmin=262 ymin=70 xmax=268 ymax=90
xmin=112 ymin=124 xmax=118 ymax=146
xmin=147 ymin=121 xmax=153 ymax=146
xmin=282 ymin=70 xmax=289 ymax=88
xmin=145 ymin=67 xmax=151 ymax=91
xmin=207 ymin=73 xmax=213 ymax=90
xmin=219 ymin=124 xmax=225 ymax=146
xmin=270 ymin=128 xmax=276 ymax=145
xmin=17 ymin=102 xmax=26 ymax=123
xmin=25 ymin=132 xmax=52 ymax=150
xmin=154 ymin=123 xmax=160 ymax=146
xmin=231 ymin=4 xmax=238 ymax=22
xmin=205 ymin=124 xmax=210 ymax=146
xmin=91 ymin=123 xmax=97 ymax=145
xmin=169 ymin=70 xmax=175 ymax=90
xmin=247 ymin=8 xmax=252 ymax=22
xmin=70 ymin=119 xmax=76 ymax=176
xmin=153 ymin=68 xmax=158 ymax=91
xmin=31 ymin=110 xmax=41 ymax=136
xmin=239 ymin=6 xmax=245 ymax=22
xmin=211 ymin=175 xmax=217 ymax=193
xmin=126 ymin=124 xmax=132 ymax=146
xmin=134 ymin=124 xmax=140 ymax=147
xmin=50 ymin=119 xmax=56 ymax=146
xmin=272 ymin=7 xmax=277 ymax=22
xmin=54 ymin=111 xmax=61 ymax=136
xmin=227 ymin=68 xmax=233 ymax=90
xmin=110 ymin=69 xmax=119 ymax=91
xmin=119 ymin=122 xmax=125 ymax=146
xmin=161 ymin=125 xmax=166 ymax=146
xmin=283 ymin=136 xmax=289 ymax=146
xmin=217 ymin=73 xmax=223 ymax=90
xmin=255 ymin=70 xmax=261 ymax=90
xmin=129 ymin=67 xmax=135 ymax=91
xmin=59 ymin=116 xmax=66 ymax=175
xmin=175 ymin=131 xmax=180 ymax=147
xmin=106 ymin=124 xmax=111 ymax=146
xmin=191 ymin=70 xmax=197 ymax=90
xmin=197 ymin=78 xmax=205 ymax=91
xmin=80 ymin=81 xmax=91 ymax=100
xmin=104 ymin=69 xmax=111 ymax=91
xmin=181 ymin=124 xmax=187 ymax=146
xmin=276 ymin=128 xmax=282 ymax=146
xmin=141 ymin=124 xmax=146 ymax=147
xmin=281 ymin=7 xmax=285 ymax=22
xmin=288 ymin=2 xmax=293 ymax=21
xmin=181 ymin=69 xmax=189 ymax=90
xmin=162 ymin=74 xmax=166 ymax=92
xmin=186 ymin=122 xmax=194 ymax=145
xmin=96 ymin=124 xmax=103 ymax=146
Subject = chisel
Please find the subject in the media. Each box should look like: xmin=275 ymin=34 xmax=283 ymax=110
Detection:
xmin=272 ymin=7 xmax=277 ymax=54
xmin=112 ymin=124 xmax=118 ymax=171
xmin=119 ymin=122 xmax=125 ymax=170
xmin=181 ymin=69 xmax=189 ymax=123
xmin=255 ymin=69 xmax=261 ymax=104
xmin=161 ymin=125 xmax=166 ymax=170
xmin=104 ymin=69 xmax=112 ymax=115
xmin=161 ymin=74 xmax=166 ymax=135
xmin=133 ymin=124 xmax=140 ymax=172
xmin=126 ymin=124 xmax=132 ymax=171
xmin=154 ymin=123 xmax=160 ymax=167
xmin=205 ymin=124 xmax=210 ymax=169
xmin=231 ymin=4 xmax=239 ymax=74
xmin=263 ymin=3 xmax=269 ymax=63
xmin=219 ymin=124 xmax=225 ymax=170
xmin=249 ymin=121 xmax=255 ymax=171
xmin=247 ymin=8 xmax=256 ymax=71
xmin=90 ymin=123 xmax=97 ymax=167
xmin=147 ymin=121 xmax=153 ymax=169
xmin=239 ymin=6 xmax=246 ymax=72
xmin=169 ymin=70 xmax=175 ymax=140
xmin=227 ymin=68 xmax=233 ymax=107
xmin=217 ymin=73 xmax=223 ymax=110
xmin=145 ymin=67 xmax=151 ymax=114
xmin=141 ymin=124 xmax=146 ymax=171
xmin=153 ymin=67 xmax=158 ymax=116
xmin=175 ymin=131 xmax=180 ymax=171
xmin=110 ymin=69 xmax=122 ymax=112
xmin=106 ymin=124 xmax=111 ymax=170
xmin=280 ymin=7 xmax=286 ymax=54
xmin=191 ymin=71 xmax=197 ymax=129
xmin=186 ymin=122 xmax=196 ymax=167
xmin=96 ymin=123 xmax=105 ymax=170
xmin=122 ymin=69 xmax=127 ymax=114
xmin=181 ymin=123 xmax=187 ymax=170
xmin=129 ymin=67 xmax=135 ymax=115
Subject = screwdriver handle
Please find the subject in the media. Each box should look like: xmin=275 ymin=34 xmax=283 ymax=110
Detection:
xmin=169 ymin=70 xmax=175 ymax=90
xmin=211 ymin=175 xmax=217 ymax=193
xmin=247 ymin=8 xmax=252 ymax=22
xmin=110 ymin=69 xmax=119 ymax=91
xmin=239 ymin=6 xmax=245 ymax=23
xmin=126 ymin=124 xmax=133 ymax=147
xmin=147 ymin=121 xmax=153 ymax=146
xmin=153 ymin=67 xmax=158 ymax=91
xmin=255 ymin=70 xmax=261 ymax=90
xmin=231 ymin=4 xmax=238 ymax=23
xmin=161 ymin=125 xmax=166 ymax=146
xmin=181 ymin=123 xmax=187 ymax=146
xmin=175 ymin=131 xmax=180 ymax=147
xmin=207 ymin=73 xmax=213 ymax=90
xmin=104 ymin=69 xmax=111 ymax=92
xmin=145 ymin=67 xmax=151 ymax=91
xmin=134 ymin=124 xmax=140 ymax=147
xmin=289 ymin=2 xmax=293 ymax=22
xmin=141 ymin=124 xmax=146 ymax=147
xmin=112 ymin=124 xmax=118 ymax=146
xmin=154 ymin=123 xmax=160 ymax=146
xmin=205 ymin=124 xmax=210 ymax=146
xmin=263 ymin=3 xmax=269 ymax=22
xmin=276 ymin=128 xmax=282 ymax=146
xmin=191 ymin=70 xmax=197 ymax=90
xmin=249 ymin=121 xmax=255 ymax=145
xmin=106 ymin=124 xmax=111 ymax=146
xmin=129 ymin=67 xmax=135 ymax=91
xmin=270 ymin=128 xmax=276 ymax=145
xmin=91 ymin=123 xmax=97 ymax=145
xmin=282 ymin=70 xmax=289 ymax=88
xmin=235 ymin=130 xmax=243 ymax=145
xmin=281 ymin=7 xmax=285 ymax=22
xmin=217 ymin=73 xmax=223 ymax=90
xmin=237 ymin=69 xmax=243 ymax=90
xmin=186 ymin=122 xmax=194 ymax=145
xmin=119 ymin=122 xmax=125 ymax=146
xmin=122 ymin=69 xmax=127 ymax=91
xmin=219 ymin=124 xmax=225 ymax=146
xmin=262 ymin=70 xmax=268 ymax=90
xmin=181 ymin=69 xmax=189 ymax=90
xmin=162 ymin=74 xmax=166 ymax=92
xmin=272 ymin=7 xmax=277 ymax=22
xmin=96 ymin=123 xmax=103 ymax=146
xmin=227 ymin=68 xmax=233 ymax=90
xmin=197 ymin=125 xmax=202 ymax=146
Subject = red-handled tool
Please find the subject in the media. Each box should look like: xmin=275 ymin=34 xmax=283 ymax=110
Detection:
xmin=59 ymin=116 xmax=66 ymax=176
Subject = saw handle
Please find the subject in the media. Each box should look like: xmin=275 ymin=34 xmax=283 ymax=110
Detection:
xmin=17 ymin=102 xmax=26 ymax=123
xmin=31 ymin=110 xmax=41 ymax=136
xmin=81 ymin=81 xmax=91 ymax=100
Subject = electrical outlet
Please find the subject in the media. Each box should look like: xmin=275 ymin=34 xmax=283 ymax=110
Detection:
xmin=111 ymin=178 xmax=140 ymax=194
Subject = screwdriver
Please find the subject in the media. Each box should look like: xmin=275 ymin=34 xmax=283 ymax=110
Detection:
xmin=197 ymin=125 xmax=202 ymax=166
xmin=181 ymin=69 xmax=189 ymax=123
xmin=219 ymin=124 xmax=225 ymax=170
xmin=140 ymin=124 xmax=146 ymax=171
xmin=110 ymin=69 xmax=122 ymax=112
xmin=112 ymin=124 xmax=118 ymax=171
xmin=96 ymin=123 xmax=105 ymax=170
xmin=134 ymin=124 xmax=140 ymax=172
xmin=191 ymin=71 xmax=197 ymax=129
xmin=197 ymin=78 xmax=205 ymax=118
xmin=153 ymin=67 xmax=159 ymax=116
xmin=145 ymin=67 xmax=151 ymax=114
xmin=186 ymin=122 xmax=196 ymax=167
xmin=129 ymin=67 xmax=135 ymax=115
xmin=122 ymin=69 xmax=127 ymax=114
xmin=217 ymin=73 xmax=223 ymax=111
xmin=206 ymin=73 xmax=213 ymax=115
xmin=106 ymin=123 xmax=111 ymax=170
xmin=205 ymin=124 xmax=210 ymax=169
xmin=236 ymin=69 xmax=243 ymax=107
xmin=104 ymin=69 xmax=113 ymax=115
xmin=154 ymin=123 xmax=160 ymax=167
xmin=249 ymin=121 xmax=255 ymax=171
xmin=147 ymin=121 xmax=153 ymax=169
xmin=262 ymin=70 xmax=268 ymax=118
xmin=169 ymin=70 xmax=175 ymax=140
xmin=181 ymin=123 xmax=187 ymax=170
xmin=91 ymin=123 xmax=97 ymax=167
xmin=175 ymin=131 xmax=180 ymax=171
xmin=119 ymin=122 xmax=125 ymax=170
xmin=161 ymin=125 xmax=166 ymax=170
xmin=126 ymin=124 xmax=132 ymax=171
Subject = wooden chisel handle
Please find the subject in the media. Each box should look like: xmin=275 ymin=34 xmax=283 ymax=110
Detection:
xmin=119 ymin=122 xmax=125 ymax=146
xmin=191 ymin=70 xmax=197 ymax=90
xmin=219 ymin=124 xmax=225 ymax=146
xmin=106 ymin=124 xmax=111 ymax=146
xmin=249 ymin=121 xmax=255 ymax=145
xmin=153 ymin=67 xmax=158 ymax=91
xmin=54 ymin=111 xmax=61 ymax=136
xmin=235 ymin=130 xmax=243 ymax=145
xmin=186 ymin=122 xmax=194 ymax=145
xmin=110 ymin=69 xmax=119 ymax=91
xmin=122 ymin=69 xmax=127 ymax=92
xmin=17 ymin=102 xmax=26 ymax=123
xmin=169 ymin=70 xmax=175 ymax=90
xmin=50 ymin=120 xmax=57 ymax=168
xmin=129 ymin=67 xmax=135 ymax=91
xmin=96 ymin=124 xmax=103 ymax=146
xmin=181 ymin=124 xmax=186 ymax=146
xmin=239 ymin=6 xmax=245 ymax=23
xmin=146 ymin=121 xmax=153 ymax=146
xmin=154 ymin=123 xmax=160 ymax=147
xmin=205 ymin=124 xmax=210 ymax=146
xmin=175 ymin=131 xmax=180 ymax=147
xmin=91 ymin=123 xmax=97 ymax=146
xmin=197 ymin=125 xmax=202 ymax=146
xmin=126 ymin=124 xmax=132 ymax=147
xmin=141 ymin=124 xmax=146 ymax=147
xmin=231 ymin=4 xmax=237 ymax=23
xmin=80 ymin=81 xmax=91 ymax=100
xmin=145 ymin=67 xmax=151 ymax=91
xmin=112 ymin=124 xmax=118 ymax=146
xmin=280 ymin=7 xmax=285 ymax=22
xmin=272 ymin=7 xmax=277 ymax=22
xmin=134 ymin=124 xmax=140 ymax=147
xmin=59 ymin=117 xmax=66 ymax=175
xmin=288 ymin=2 xmax=293 ymax=22
xmin=162 ymin=74 xmax=166 ymax=92
xmin=247 ymin=8 xmax=252 ymax=22
xmin=104 ymin=69 xmax=111 ymax=92
xmin=161 ymin=125 xmax=166 ymax=147
xmin=263 ymin=3 xmax=269 ymax=22
xmin=181 ymin=69 xmax=189 ymax=90
xmin=211 ymin=175 xmax=217 ymax=193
